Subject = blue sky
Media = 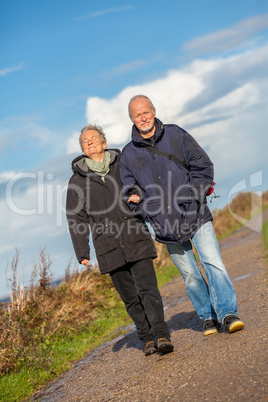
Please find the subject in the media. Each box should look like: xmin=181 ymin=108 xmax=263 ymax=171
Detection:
xmin=1 ymin=0 xmax=268 ymax=297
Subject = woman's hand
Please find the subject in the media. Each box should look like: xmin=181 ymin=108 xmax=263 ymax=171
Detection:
xmin=128 ymin=194 xmax=141 ymax=204
xmin=80 ymin=259 xmax=90 ymax=266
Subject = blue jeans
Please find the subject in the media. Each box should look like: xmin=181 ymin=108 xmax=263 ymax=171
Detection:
xmin=167 ymin=221 xmax=238 ymax=323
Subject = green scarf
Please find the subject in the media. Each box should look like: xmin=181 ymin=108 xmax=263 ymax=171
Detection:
xmin=85 ymin=151 xmax=111 ymax=181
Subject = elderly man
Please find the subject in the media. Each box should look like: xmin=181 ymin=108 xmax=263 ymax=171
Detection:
xmin=66 ymin=124 xmax=174 ymax=356
xmin=120 ymin=95 xmax=245 ymax=336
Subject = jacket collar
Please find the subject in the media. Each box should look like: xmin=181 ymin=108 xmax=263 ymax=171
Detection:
xmin=71 ymin=149 xmax=120 ymax=176
xmin=131 ymin=118 xmax=164 ymax=146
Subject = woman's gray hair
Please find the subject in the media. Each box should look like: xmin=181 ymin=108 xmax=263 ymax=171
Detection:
xmin=128 ymin=95 xmax=155 ymax=119
xmin=79 ymin=124 xmax=107 ymax=151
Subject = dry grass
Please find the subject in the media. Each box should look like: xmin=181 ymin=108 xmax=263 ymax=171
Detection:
xmin=0 ymin=249 xmax=119 ymax=377
xmin=154 ymin=242 xmax=173 ymax=268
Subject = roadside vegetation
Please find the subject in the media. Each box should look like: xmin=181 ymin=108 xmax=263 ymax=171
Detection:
xmin=213 ymin=190 xmax=268 ymax=239
xmin=263 ymin=219 xmax=268 ymax=258
xmin=0 ymin=190 xmax=267 ymax=401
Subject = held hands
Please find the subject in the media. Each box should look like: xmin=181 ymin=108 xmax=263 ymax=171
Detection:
xmin=129 ymin=186 xmax=216 ymax=205
xmin=80 ymin=259 xmax=90 ymax=266
xmin=128 ymin=194 xmax=141 ymax=204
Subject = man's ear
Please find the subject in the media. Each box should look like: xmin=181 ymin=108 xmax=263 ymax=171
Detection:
xmin=103 ymin=142 xmax=108 ymax=150
xmin=153 ymin=108 xmax=156 ymax=118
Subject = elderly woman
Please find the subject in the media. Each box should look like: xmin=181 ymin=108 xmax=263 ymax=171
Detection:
xmin=66 ymin=124 xmax=173 ymax=356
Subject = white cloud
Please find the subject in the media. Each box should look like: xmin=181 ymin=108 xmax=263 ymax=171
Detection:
xmin=0 ymin=171 xmax=19 ymax=184
xmin=0 ymin=64 xmax=24 ymax=76
xmin=67 ymin=130 xmax=81 ymax=154
xmin=74 ymin=6 xmax=133 ymax=21
xmin=101 ymin=59 xmax=148 ymax=78
xmin=82 ymin=70 xmax=203 ymax=146
xmin=0 ymin=116 xmax=69 ymax=164
xmin=0 ymin=116 xmax=56 ymax=145
xmin=184 ymin=14 xmax=268 ymax=55
xmin=85 ymin=91 xmax=134 ymax=145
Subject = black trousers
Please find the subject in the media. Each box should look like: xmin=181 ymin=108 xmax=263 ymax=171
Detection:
xmin=109 ymin=258 xmax=170 ymax=345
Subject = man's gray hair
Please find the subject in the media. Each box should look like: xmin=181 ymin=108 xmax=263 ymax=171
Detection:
xmin=79 ymin=124 xmax=107 ymax=151
xmin=128 ymin=95 xmax=155 ymax=119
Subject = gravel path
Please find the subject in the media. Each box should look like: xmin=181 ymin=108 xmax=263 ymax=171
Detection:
xmin=32 ymin=211 xmax=268 ymax=401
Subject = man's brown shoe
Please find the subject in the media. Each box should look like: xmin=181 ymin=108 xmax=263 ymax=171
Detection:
xmin=144 ymin=341 xmax=157 ymax=356
xmin=157 ymin=338 xmax=174 ymax=354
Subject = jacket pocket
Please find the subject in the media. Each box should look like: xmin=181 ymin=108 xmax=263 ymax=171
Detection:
xmin=143 ymin=199 xmax=181 ymax=242
xmin=94 ymin=233 xmax=118 ymax=256
xmin=177 ymin=191 xmax=200 ymax=233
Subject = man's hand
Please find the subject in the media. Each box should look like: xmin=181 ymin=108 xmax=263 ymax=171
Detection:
xmin=128 ymin=194 xmax=141 ymax=204
xmin=81 ymin=259 xmax=90 ymax=266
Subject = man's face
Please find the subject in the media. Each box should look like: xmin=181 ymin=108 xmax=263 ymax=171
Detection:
xmin=81 ymin=130 xmax=107 ymax=159
xmin=129 ymin=98 xmax=156 ymax=137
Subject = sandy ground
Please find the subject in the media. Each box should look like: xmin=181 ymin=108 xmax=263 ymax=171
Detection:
xmin=31 ymin=211 xmax=268 ymax=401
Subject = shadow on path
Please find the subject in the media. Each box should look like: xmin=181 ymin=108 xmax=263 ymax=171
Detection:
xmin=167 ymin=311 xmax=203 ymax=334
xmin=112 ymin=310 xmax=205 ymax=353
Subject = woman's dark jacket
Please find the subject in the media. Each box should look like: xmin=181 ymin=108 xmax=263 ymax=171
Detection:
xmin=120 ymin=118 xmax=214 ymax=245
xmin=66 ymin=150 xmax=157 ymax=274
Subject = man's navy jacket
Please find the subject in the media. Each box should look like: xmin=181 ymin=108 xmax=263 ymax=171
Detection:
xmin=120 ymin=118 xmax=214 ymax=244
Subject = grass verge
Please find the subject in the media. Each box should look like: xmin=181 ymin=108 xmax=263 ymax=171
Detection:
xmin=155 ymin=264 xmax=179 ymax=288
xmin=0 ymin=304 xmax=131 ymax=401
